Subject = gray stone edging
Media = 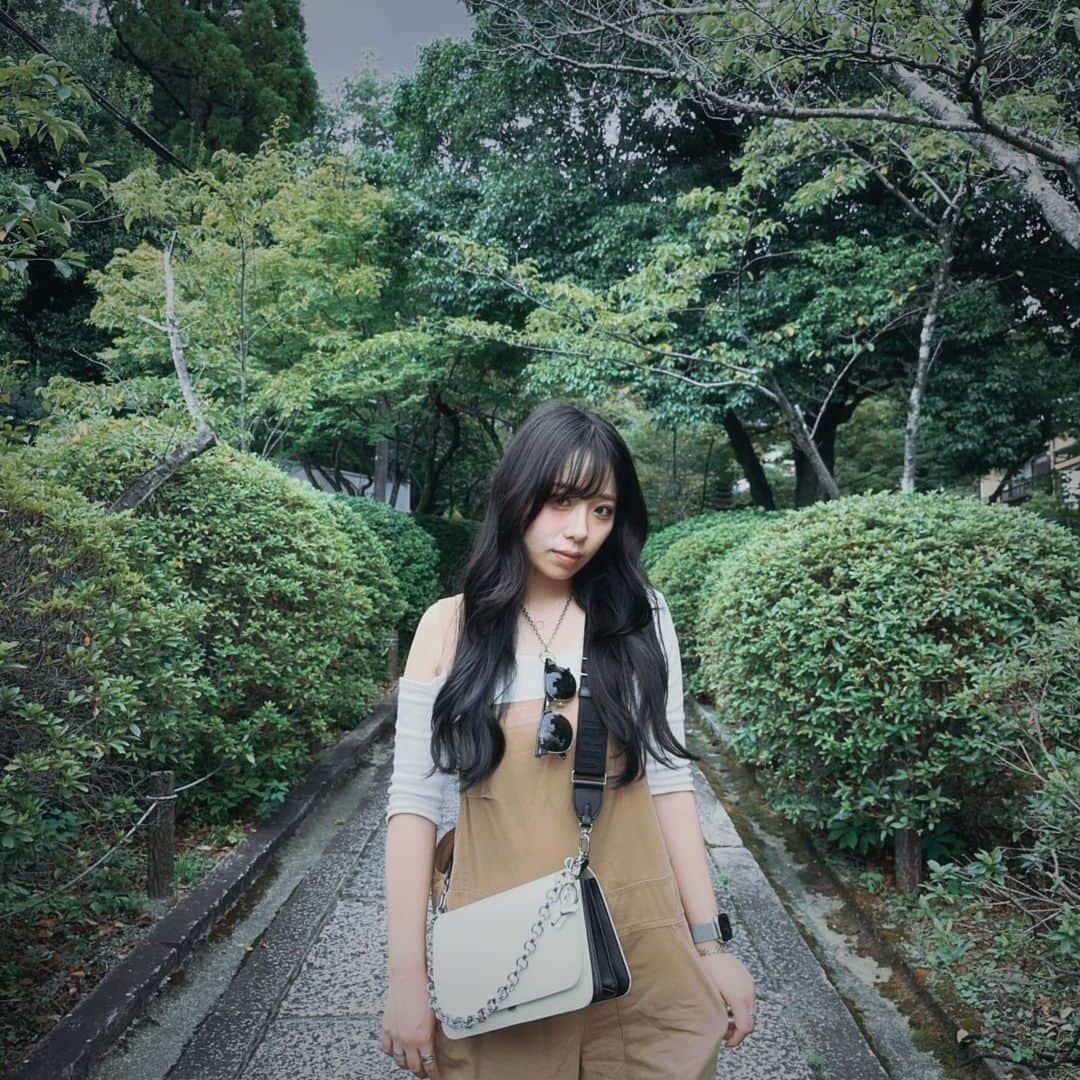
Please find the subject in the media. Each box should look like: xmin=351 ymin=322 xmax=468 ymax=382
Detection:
xmin=687 ymin=694 xmax=1029 ymax=1080
xmin=796 ymin=824 xmax=1030 ymax=1080
xmin=6 ymin=691 xmax=397 ymax=1080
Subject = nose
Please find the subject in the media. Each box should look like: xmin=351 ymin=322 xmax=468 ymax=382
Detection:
xmin=564 ymin=503 xmax=589 ymax=542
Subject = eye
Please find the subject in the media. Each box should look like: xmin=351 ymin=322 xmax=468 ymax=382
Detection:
xmin=596 ymin=505 xmax=614 ymax=518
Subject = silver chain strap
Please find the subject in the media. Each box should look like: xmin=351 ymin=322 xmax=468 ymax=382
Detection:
xmin=426 ymin=822 xmax=593 ymax=1031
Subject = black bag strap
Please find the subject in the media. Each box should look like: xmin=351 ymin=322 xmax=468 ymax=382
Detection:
xmin=571 ymin=610 xmax=607 ymax=828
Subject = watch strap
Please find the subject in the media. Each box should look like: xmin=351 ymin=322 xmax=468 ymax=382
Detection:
xmin=689 ymin=913 xmax=733 ymax=944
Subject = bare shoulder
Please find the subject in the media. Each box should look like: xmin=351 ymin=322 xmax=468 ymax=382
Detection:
xmin=403 ymin=594 xmax=464 ymax=681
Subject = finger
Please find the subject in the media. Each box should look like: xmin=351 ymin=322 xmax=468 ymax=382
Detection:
xmin=726 ymin=998 xmax=755 ymax=1047
xmin=420 ymin=1048 xmax=440 ymax=1079
xmin=405 ymin=1045 xmax=424 ymax=1076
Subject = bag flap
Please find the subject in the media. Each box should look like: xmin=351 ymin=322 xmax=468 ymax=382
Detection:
xmin=432 ymin=869 xmax=588 ymax=1018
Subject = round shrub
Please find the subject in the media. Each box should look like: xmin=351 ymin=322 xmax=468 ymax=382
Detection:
xmin=649 ymin=508 xmax=779 ymax=693
xmin=414 ymin=512 xmax=481 ymax=596
xmin=320 ymin=494 xmax=408 ymax=681
xmin=25 ymin=417 xmax=398 ymax=820
xmin=642 ymin=511 xmax=733 ymax=571
xmin=329 ymin=493 xmax=440 ymax=641
xmin=0 ymin=454 xmax=208 ymax=899
xmin=698 ymin=491 xmax=1080 ymax=855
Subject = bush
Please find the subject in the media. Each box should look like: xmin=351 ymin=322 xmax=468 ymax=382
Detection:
xmin=414 ymin=512 xmax=481 ymax=596
xmin=329 ymin=494 xmax=440 ymax=642
xmin=0 ymin=454 xmax=208 ymax=903
xmin=698 ymin=492 xmax=1080 ymax=858
xmin=923 ymin=617 xmax=1080 ymax=938
xmin=912 ymin=619 xmax=1080 ymax=1069
xmin=320 ymin=494 xmax=408 ymax=681
xmin=649 ymin=509 xmax=779 ymax=693
xmin=25 ymin=417 xmax=397 ymax=820
xmin=641 ymin=511 xmax=733 ymax=570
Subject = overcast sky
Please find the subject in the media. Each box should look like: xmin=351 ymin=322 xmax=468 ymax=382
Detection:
xmin=300 ymin=0 xmax=474 ymax=99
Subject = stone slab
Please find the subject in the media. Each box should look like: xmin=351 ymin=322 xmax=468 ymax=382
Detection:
xmin=693 ymin=767 xmax=745 ymax=849
xmin=278 ymin=900 xmax=389 ymax=1017
xmin=711 ymin=846 xmax=889 ymax=1078
xmin=240 ymin=1017 xmax=386 ymax=1080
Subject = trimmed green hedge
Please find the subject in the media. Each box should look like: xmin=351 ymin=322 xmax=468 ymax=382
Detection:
xmin=698 ymin=492 xmax=1080 ymax=855
xmin=329 ymin=494 xmax=440 ymax=643
xmin=0 ymin=455 xmax=208 ymax=899
xmin=649 ymin=509 xmax=779 ymax=693
xmin=24 ymin=418 xmax=398 ymax=821
xmin=414 ymin=513 xmax=481 ymax=596
xmin=642 ymin=511 xmax=733 ymax=570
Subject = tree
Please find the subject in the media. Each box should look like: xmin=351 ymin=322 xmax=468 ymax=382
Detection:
xmin=0 ymin=53 xmax=109 ymax=282
xmin=469 ymin=1 xmax=1080 ymax=253
xmin=83 ymin=122 xmax=395 ymax=461
xmin=100 ymin=0 xmax=319 ymax=158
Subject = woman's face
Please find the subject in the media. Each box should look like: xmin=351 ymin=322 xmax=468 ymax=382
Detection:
xmin=522 ymin=467 xmax=617 ymax=581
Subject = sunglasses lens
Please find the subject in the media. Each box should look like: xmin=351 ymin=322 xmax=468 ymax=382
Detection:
xmin=543 ymin=659 xmax=577 ymax=701
xmin=537 ymin=708 xmax=574 ymax=755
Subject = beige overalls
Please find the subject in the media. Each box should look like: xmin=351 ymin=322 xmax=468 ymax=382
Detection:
xmin=429 ymin=647 xmax=728 ymax=1079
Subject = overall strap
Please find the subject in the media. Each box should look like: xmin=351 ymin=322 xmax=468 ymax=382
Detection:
xmin=571 ymin=611 xmax=607 ymax=827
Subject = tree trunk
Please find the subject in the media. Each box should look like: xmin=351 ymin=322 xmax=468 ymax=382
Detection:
xmin=763 ymin=372 xmax=841 ymax=501
xmin=115 ymin=235 xmax=217 ymax=511
xmin=374 ymin=394 xmax=390 ymax=503
xmin=794 ymin=396 xmax=858 ymax=506
xmin=902 ymin=217 xmax=957 ymax=493
xmin=237 ymin=234 xmax=249 ymax=454
xmin=699 ymin=433 xmax=715 ymax=512
xmin=722 ymin=408 xmax=775 ymax=509
xmin=390 ymin=419 xmax=422 ymax=512
xmin=416 ymin=392 xmax=461 ymax=515
xmin=793 ymin=447 xmax=819 ymax=508
xmin=110 ymin=426 xmax=217 ymax=512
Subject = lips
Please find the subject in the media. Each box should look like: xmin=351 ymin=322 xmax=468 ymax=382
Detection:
xmin=553 ymin=549 xmax=583 ymax=560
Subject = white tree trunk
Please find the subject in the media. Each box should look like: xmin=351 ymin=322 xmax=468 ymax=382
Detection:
xmin=902 ymin=220 xmax=957 ymax=494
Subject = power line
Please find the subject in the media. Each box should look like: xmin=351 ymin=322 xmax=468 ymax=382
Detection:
xmin=0 ymin=7 xmax=191 ymax=174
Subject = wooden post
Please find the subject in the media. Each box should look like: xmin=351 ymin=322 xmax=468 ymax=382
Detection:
xmin=894 ymin=828 xmax=923 ymax=895
xmin=387 ymin=629 xmax=400 ymax=680
xmin=147 ymin=770 xmax=175 ymax=900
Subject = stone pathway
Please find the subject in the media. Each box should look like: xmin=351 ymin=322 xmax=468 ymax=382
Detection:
xmin=155 ymin=704 xmax=892 ymax=1079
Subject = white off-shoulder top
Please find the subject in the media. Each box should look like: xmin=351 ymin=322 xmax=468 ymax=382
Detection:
xmin=385 ymin=589 xmax=694 ymax=825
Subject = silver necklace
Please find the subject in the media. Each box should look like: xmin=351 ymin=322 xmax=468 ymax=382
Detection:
xmin=520 ymin=593 xmax=573 ymax=660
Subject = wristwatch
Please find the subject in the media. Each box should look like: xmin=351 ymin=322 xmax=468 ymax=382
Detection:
xmin=689 ymin=912 xmax=734 ymax=945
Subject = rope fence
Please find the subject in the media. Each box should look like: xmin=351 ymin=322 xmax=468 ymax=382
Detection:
xmin=5 ymin=764 xmax=224 ymax=919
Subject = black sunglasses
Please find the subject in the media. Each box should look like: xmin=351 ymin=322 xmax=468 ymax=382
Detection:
xmin=535 ymin=657 xmax=578 ymax=759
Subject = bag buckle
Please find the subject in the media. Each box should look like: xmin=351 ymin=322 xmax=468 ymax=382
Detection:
xmin=571 ymin=770 xmax=607 ymax=788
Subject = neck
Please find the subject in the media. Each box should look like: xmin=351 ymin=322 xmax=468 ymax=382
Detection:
xmin=522 ymin=567 xmax=576 ymax=613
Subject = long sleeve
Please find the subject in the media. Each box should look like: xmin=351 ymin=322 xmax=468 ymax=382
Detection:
xmin=644 ymin=589 xmax=695 ymax=796
xmin=385 ymin=672 xmax=449 ymax=827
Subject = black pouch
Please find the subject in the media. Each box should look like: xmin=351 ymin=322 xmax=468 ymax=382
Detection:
xmin=581 ymin=873 xmax=631 ymax=1002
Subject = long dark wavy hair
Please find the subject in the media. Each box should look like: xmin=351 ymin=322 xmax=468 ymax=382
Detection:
xmin=428 ymin=401 xmax=700 ymax=792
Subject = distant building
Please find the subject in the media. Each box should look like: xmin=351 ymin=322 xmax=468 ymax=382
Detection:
xmin=282 ymin=461 xmax=412 ymax=512
xmin=979 ymin=434 xmax=1079 ymax=507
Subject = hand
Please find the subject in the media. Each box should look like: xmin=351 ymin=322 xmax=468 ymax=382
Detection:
xmin=697 ymin=948 xmax=756 ymax=1048
xmin=381 ymin=974 xmax=442 ymax=1078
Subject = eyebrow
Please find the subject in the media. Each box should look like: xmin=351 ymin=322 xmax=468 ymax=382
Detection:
xmin=552 ymin=487 xmax=616 ymax=502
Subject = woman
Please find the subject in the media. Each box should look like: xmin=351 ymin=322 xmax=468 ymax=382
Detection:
xmin=381 ymin=402 xmax=756 ymax=1078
